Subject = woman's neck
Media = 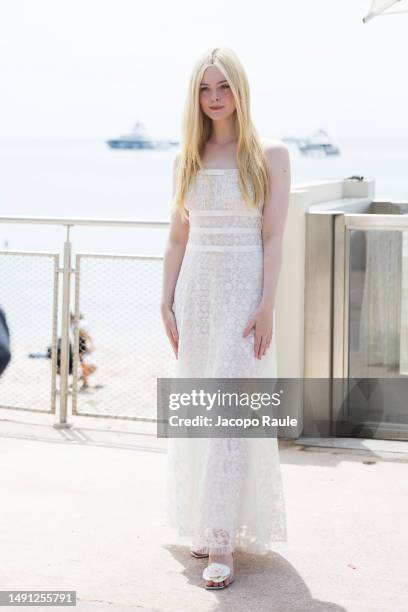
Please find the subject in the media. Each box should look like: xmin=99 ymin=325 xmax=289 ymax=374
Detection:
xmin=208 ymin=117 xmax=237 ymax=146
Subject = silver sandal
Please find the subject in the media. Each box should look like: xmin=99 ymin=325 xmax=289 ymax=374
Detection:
xmin=202 ymin=561 xmax=234 ymax=589
xmin=190 ymin=546 xmax=209 ymax=558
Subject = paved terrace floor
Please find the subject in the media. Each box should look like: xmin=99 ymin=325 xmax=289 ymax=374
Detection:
xmin=0 ymin=408 xmax=407 ymax=612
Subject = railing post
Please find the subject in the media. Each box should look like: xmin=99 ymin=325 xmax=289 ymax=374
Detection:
xmin=54 ymin=225 xmax=74 ymax=429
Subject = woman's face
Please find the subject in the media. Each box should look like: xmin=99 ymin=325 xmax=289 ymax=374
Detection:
xmin=199 ymin=65 xmax=236 ymax=121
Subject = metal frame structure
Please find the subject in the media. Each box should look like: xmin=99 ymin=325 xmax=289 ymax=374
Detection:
xmin=304 ymin=204 xmax=408 ymax=440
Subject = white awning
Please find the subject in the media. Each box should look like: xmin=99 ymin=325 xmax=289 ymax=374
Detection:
xmin=363 ymin=0 xmax=408 ymax=22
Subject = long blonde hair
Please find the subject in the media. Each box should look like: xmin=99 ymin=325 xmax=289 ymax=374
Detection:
xmin=171 ymin=47 xmax=269 ymax=220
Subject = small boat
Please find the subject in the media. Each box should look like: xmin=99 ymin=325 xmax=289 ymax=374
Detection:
xmin=106 ymin=122 xmax=179 ymax=150
xmin=297 ymin=130 xmax=340 ymax=156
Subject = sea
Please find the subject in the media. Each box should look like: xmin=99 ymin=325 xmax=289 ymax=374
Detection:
xmin=1 ymin=137 xmax=408 ymax=256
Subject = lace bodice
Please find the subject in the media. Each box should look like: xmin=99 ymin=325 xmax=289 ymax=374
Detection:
xmin=185 ymin=169 xmax=264 ymax=253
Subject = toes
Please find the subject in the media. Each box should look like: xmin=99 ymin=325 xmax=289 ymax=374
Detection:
xmin=206 ymin=579 xmax=227 ymax=587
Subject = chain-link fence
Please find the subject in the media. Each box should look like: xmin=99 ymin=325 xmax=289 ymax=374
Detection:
xmin=0 ymin=250 xmax=59 ymax=413
xmin=72 ymin=253 xmax=175 ymax=420
xmin=0 ymin=218 xmax=174 ymax=424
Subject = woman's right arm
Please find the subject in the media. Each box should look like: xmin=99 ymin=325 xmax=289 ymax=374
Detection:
xmin=160 ymin=153 xmax=189 ymax=358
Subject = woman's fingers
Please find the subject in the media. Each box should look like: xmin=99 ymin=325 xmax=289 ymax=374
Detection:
xmin=166 ymin=327 xmax=178 ymax=358
xmin=162 ymin=309 xmax=179 ymax=358
xmin=244 ymin=314 xmax=274 ymax=359
xmin=254 ymin=333 xmax=262 ymax=358
xmin=170 ymin=321 xmax=179 ymax=343
xmin=256 ymin=335 xmax=267 ymax=359
xmin=256 ymin=332 xmax=272 ymax=359
xmin=243 ymin=318 xmax=256 ymax=338
xmin=167 ymin=326 xmax=178 ymax=348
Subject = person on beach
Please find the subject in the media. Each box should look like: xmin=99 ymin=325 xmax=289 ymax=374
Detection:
xmin=69 ymin=311 xmax=97 ymax=389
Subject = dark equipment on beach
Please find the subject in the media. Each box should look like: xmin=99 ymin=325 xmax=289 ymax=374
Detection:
xmin=0 ymin=307 xmax=11 ymax=377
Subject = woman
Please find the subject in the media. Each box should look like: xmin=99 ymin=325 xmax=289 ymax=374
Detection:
xmin=161 ymin=47 xmax=291 ymax=589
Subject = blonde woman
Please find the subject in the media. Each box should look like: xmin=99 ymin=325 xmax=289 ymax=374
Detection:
xmin=161 ymin=47 xmax=291 ymax=590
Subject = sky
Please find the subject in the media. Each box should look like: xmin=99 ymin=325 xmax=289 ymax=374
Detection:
xmin=1 ymin=0 xmax=408 ymax=140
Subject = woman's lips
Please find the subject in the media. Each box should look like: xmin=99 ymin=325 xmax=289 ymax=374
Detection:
xmin=210 ymin=106 xmax=224 ymax=110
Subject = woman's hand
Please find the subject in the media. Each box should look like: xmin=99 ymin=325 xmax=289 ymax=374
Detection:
xmin=243 ymin=305 xmax=273 ymax=359
xmin=161 ymin=305 xmax=179 ymax=359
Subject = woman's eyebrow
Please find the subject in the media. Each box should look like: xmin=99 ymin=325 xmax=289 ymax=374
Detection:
xmin=200 ymin=79 xmax=228 ymax=86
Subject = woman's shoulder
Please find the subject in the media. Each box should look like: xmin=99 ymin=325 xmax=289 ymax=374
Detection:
xmin=260 ymin=137 xmax=289 ymax=155
xmin=259 ymin=137 xmax=290 ymax=169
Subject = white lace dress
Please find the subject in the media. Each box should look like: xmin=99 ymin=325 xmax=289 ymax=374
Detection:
xmin=165 ymin=168 xmax=287 ymax=555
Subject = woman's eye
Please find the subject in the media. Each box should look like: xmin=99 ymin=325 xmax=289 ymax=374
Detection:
xmin=199 ymin=85 xmax=229 ymax=91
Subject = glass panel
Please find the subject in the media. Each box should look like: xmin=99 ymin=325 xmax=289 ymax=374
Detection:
xmin=345 ymin=228 xmax=408 ymax=435
xmin=349 ymin=229 xmax=404 ymax=378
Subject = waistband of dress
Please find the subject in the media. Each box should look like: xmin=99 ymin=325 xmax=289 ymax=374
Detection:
xmin=186 ymin=243 xmax=263 ymax=253
xmin=187 ymin=209 xmax=262 ymax=218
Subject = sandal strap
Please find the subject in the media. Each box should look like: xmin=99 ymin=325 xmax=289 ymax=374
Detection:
xmin=202 ymin=562 xmax=231 ymax=581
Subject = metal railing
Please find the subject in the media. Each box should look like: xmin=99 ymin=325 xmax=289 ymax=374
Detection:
xmin=0 ymin=216 xmax=174 ymax=427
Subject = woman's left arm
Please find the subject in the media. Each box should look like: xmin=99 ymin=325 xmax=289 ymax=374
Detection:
xmin=260 ymin=141 xmax=291 ymax=311
xmin=242 ymin=142 xmax=291 ymax=359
